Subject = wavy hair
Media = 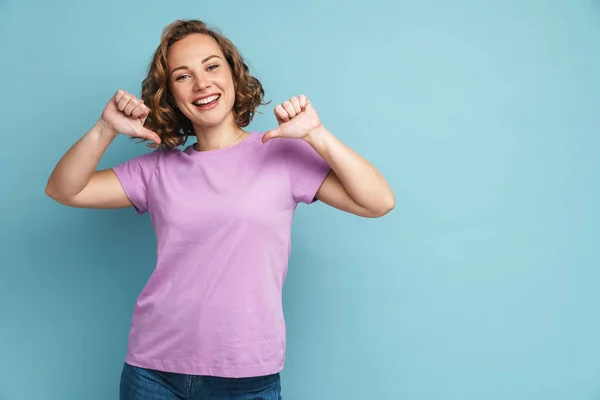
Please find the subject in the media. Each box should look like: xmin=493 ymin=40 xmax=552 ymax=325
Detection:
xmin=140 ymin=19 xmax=267 ymax=149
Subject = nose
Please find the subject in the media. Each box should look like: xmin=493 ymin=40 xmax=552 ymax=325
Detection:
xmin=193 ymin=74 xmax=210 ymax=92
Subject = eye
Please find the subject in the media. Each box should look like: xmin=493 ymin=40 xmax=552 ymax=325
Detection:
xmin=207 ymin=64 xmax=219 ymax=71
xmin=175 ymin=74 xmax=190 ymax=81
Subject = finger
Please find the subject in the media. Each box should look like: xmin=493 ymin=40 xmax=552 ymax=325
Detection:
xmin=290 ymin=96 xmax=301 ymax=115
xmin=117 ymin=93 xmax=130 ymax=111
xmin=261 ymin=128 xmax=280 ymax=143
xmin=139 ymin=105 xmax=151 ymax=126
xmin=137 ymin=127 xmax=161 ymax=144
xmin=124 ymin=98 xmax=143 ymax=116
xmin=131 ymin=102 xmax=149 ymax=121
xmin=117 ymin=94 xmax=136 ymax=112
xmin=281 ymin=101 xmax=296 ymax=118
xmin=274 ymin=104 xmax=290 ymax=122
xmin=298 ymin=94 xmax=308 ymax=109
xmin=114 ymin=89 xmax=127 ymax=104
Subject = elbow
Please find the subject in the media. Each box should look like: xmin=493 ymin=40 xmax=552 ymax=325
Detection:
xmin=45 ymin=183 xmax=57 ymax=200
xmin=381 ymin=197 xmax=396 ymax=217
xmin=370 ymin=192 xmax=395 ymax=218
xmin=45 ymin=184 xmax=70 ymax=206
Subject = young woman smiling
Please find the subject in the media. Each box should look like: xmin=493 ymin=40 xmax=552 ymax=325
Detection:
xmin=46 ymin=19 xmax=394 ymax=400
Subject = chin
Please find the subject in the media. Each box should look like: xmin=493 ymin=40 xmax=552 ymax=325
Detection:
xmin=194 ymin=112 xmax=236 ymax=130
xmin=191 ymin=117 xmax=228 ymax=130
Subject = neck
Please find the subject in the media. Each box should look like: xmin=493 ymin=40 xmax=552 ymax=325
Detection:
xmin=192 ymin=114 xmax=247 ymax=151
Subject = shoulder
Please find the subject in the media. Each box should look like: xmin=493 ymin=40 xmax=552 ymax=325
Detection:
xmin=113 ymin=145 xmax=184 ymax=179
xmin=257 ymin=134 xmax=316 ymax=158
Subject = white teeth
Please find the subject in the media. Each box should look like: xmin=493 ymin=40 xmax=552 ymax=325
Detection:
xmin=193 ymin=95 xmax=220 ymax=106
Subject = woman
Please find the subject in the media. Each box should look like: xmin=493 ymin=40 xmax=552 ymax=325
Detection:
xmin=46 ymin=19 xmax=394 ymax=400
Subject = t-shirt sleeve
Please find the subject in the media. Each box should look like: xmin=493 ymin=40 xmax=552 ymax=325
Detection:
xmin=283 ymin=138 xmax=332 ymax=205
xmin=111 ymin=149 xmax=160 ymax=214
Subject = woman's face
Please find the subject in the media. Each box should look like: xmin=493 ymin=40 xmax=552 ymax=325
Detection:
xmin=167 ymin=33 xmax=236 ymax=131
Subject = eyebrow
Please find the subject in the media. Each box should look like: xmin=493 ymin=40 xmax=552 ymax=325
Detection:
xmin=170 ymin=55 xmax=222 ymax=77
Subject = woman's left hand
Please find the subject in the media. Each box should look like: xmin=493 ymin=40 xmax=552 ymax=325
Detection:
xmin=262 ymin=95 xmax=323 ymax=143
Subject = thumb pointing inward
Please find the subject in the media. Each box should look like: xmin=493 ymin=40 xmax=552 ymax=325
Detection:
xmin=141 ymin=128 xmax=161 ymax=144
xmin=261 ymin=129 xmax=281 ymax=143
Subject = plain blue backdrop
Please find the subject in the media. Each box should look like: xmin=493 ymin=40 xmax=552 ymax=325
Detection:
xmin=1 ymin=1 xmax=599 ymax=399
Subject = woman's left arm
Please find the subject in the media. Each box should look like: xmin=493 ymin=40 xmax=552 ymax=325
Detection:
xmin=306 ymin=127 xmax=395 ymax=218
xmin=262 ymin=94 xmax=395 ymax=218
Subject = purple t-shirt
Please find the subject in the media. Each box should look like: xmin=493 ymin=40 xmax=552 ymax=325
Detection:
xmin=112 ymin=132 xmax=331 ymax=378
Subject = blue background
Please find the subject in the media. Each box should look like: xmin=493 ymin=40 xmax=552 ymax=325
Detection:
xmin=1 ymin=1 xmax=599 ymax=399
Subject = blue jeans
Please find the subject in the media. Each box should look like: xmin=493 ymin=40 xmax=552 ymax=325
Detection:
xmin=119 ymin=362 xmax=283 ymax=400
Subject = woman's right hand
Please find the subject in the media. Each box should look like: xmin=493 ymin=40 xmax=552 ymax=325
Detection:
xmin=99 ymin=90 xmax=161 ymax=144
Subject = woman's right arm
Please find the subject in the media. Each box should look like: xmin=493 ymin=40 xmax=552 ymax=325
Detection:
xmin=45 ymin=90 xmax=161 ymax=209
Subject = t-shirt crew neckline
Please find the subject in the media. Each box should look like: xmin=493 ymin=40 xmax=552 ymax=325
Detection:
xmin=182 ymin=131 xmax=260 ymax=159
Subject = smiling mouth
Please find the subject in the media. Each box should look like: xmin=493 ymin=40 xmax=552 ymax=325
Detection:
xmin=192 ymin=95 xmax=221 ymax=107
